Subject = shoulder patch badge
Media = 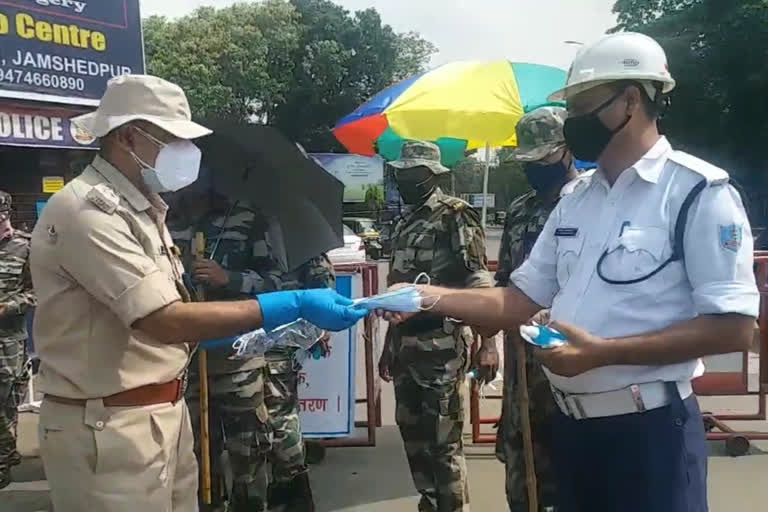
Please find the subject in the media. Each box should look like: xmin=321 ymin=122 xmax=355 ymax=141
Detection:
xmin=719 ymin=224 xmax=743 ymax=252
xmin=86 ymin=183 xmax=119 ymax=214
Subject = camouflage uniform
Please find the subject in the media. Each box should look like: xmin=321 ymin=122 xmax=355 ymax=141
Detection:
xmin=171 ymin=201 xmax=274 ymax=512
xmin=496 ymin=106 xmax=580 ymax=512
xmin=494 ymin=190 xmax=558 ymax=512
xmin=264 ymin=256 xmax=334 ymax=511
xmin=0 ymin=191 xmax=35 ymax=488
xmin=171 ymin=200 xmax=332 ymax=511
xmin=388 ymin=144 xmax=493 ymax=512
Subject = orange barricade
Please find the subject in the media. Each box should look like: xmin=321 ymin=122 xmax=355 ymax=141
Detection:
xmin=695 ymin=254 xmax=768 ymax=455
xmin=470 ymin=260 xmax=502 ymax=444
xmin=470 ymin=256 xmax=768 ymax=453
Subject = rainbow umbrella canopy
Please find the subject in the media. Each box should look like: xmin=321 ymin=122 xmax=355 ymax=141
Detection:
xmin=333 ymin=61 xmax=567 ymax=167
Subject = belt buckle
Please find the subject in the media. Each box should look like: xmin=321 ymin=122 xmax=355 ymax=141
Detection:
xmin=550 ymin=385 xmax=585 ymax=420
xmin=549 ymin=385 xmax=567 ymax=415
xmin=629 ymin=384 xmax=647 ymax=412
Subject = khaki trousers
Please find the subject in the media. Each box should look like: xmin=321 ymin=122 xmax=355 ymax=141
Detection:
xmin=39 ymin=397 xmax=198 ymax=512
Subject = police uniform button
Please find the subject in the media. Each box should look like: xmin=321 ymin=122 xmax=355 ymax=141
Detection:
xmin=674 ymin=418 xmax=683 ymax=427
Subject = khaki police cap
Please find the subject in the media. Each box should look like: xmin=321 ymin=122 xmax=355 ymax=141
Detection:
xmin=72 ymin=74 xmax=211 ymax=140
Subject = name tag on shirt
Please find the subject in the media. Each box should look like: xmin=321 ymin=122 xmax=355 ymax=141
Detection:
xmin=555 ymin=227 xmax=579 ymax=237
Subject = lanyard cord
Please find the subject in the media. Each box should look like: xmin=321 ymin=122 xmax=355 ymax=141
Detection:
xmin=596 ymin=179 xmax=707 ymax=285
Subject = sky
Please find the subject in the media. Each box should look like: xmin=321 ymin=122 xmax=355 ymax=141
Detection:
xmin=140 ymin=0 xmax=619 ymax=70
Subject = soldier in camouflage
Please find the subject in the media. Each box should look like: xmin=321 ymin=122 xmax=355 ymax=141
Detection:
xmin=494 ymin=107 xmax=588 ymax=512
xmin=0 ymin=191 xmax=35 ymax=489
xmin=263 ymin=255 xmax=334 ymax=512
xmin=378 ymin=141 xmax=494 ymax=512
xmin=168 ymin=168 xmax=332 ymax=511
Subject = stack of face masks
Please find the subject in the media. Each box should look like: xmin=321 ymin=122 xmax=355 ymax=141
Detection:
xmin=228 ymin=319 xmax=325 ymax=359
xmin=201 ymin=285 xmax=429 ymax=364
xmin=351 ymin=286 xmax=424 ymax=313
xmin=200 ymin=319 xmax=326 ymax=368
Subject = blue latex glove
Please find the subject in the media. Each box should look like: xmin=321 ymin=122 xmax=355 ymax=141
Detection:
xmin=257 ymin=289 xmax=368 ymax=332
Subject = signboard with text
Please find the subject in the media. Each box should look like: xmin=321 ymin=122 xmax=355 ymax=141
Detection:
xmin=0 ymin=0 xmax=144 ymax=105
xmin=310 ymin=153 xmax=384 ymax=203
xmin=298 ymin=273 xmax=358 ymax=438
xmin=461 ymin=193 xmax=495 ymax=209
xmin=0 ymin=100 xmax=98 ymax=148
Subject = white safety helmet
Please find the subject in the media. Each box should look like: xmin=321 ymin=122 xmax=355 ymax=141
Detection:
xmin=549 ymin=32 xmax=676 ymax=102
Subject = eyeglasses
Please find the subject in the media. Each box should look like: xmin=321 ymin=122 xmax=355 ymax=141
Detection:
xmin=132 ymin=125 xmax=174 ymax=147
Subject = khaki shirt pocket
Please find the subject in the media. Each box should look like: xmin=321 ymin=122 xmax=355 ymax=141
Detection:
xmin=92 ymin=404 xmax=170 ymax=483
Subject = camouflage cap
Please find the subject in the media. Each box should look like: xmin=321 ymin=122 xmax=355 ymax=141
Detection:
xmin=512 ymin=106 xmax=568 ymax=162
xmin=0 ymin=190 xmax=11 ymax=212
xmin=389 ymin=140 xmax=450 ymax=175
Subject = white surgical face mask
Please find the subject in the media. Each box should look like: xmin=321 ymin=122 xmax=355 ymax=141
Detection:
xmin=352 ymin=273 xmax=440 ymax=313
xmin=131 ymin=127 xmax=202 ymax=193
xmin=352 ymin=286 xmax=424 ymax=313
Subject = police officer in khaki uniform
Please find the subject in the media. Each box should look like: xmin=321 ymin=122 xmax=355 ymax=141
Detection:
xmin=29 ymin=74 xmax=366 ymax=512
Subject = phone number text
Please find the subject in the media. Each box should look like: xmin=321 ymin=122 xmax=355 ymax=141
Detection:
xmin=0 ymin=69 xmax=85 ymax=92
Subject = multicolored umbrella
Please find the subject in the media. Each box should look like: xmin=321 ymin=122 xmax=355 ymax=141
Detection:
xmin=333 ymin=61 xmax=567 ymax=167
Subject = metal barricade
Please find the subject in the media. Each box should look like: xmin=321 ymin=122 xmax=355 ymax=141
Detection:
xmin=317 ymin=263 xmax=382 ymax=450
xmin=470 ymin=260 xmax=502 ymax=444
xmin=695 ymin=254 xmax=768 ymax=455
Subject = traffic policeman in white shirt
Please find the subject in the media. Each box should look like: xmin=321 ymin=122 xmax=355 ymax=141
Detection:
xmin=380 ymin=32 xmax=758 ymax=512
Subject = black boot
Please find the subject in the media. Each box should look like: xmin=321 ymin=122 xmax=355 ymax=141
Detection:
xmin=283 ymin=473 xmax=315 ymax=512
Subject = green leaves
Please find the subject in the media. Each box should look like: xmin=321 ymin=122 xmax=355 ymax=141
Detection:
xmin=612 ymin=0 xmax=768 ymax=192
xmin=143 ymin=0 xmax=436 ymax=152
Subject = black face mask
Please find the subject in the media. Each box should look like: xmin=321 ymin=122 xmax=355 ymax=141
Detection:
xmin=564 ymin=89 xmax=632 ymax=162
xmin=396 ymin=167 xmax=437 ymax=205
xmin=524 ymin=156 xmax=571 ymax=195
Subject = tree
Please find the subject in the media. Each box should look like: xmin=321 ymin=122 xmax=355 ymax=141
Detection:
xmin=393 ymin=32 xmax=439 ymax=81
xmin=611 ymin=0 xmax=700 ymax=31
xmin=610 ymin=0 xmax=768 ymax=200
xmin=143 ymin=0 xmax=436 ymax=152
xmin=271 ymin=0 xmax=436 ymax=150
xmin=144 ymin=1 xmax=301 ymax=120
xmin=451 ymin=154 xmax=530 ymax=211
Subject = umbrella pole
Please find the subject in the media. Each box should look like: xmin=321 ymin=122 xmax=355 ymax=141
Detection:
xmin=516 ymin=337 xmax=538 ymax=512
xmin=481 ymin=142 xmax=491 ymax=228
xmin=194 ymin=232 xmax=213 ymax=506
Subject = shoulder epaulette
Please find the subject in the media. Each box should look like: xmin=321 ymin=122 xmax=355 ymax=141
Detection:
xmin=85 ymin=183 xmax=120 ymax=214
xmin=437 ymin=195 xmax=471 ymax=212
xmin=669 ymin=151 xmax=729 ymax=186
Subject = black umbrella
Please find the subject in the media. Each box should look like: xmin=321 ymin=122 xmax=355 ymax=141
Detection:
xmin=197 ymin=120 xmax=345 ymax=270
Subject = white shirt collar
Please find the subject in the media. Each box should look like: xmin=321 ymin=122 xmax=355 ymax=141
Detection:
xmin=632 ymin=136 xmax=672 ymax=184
xmin=560 ymin=169 xmax=595 ymax=197
xmin=595 ymin=136 xmax=673 ymax=187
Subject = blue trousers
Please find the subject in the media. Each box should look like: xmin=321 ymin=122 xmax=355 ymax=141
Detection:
xmin=551 ymin=385 xmax=708 ymax=512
